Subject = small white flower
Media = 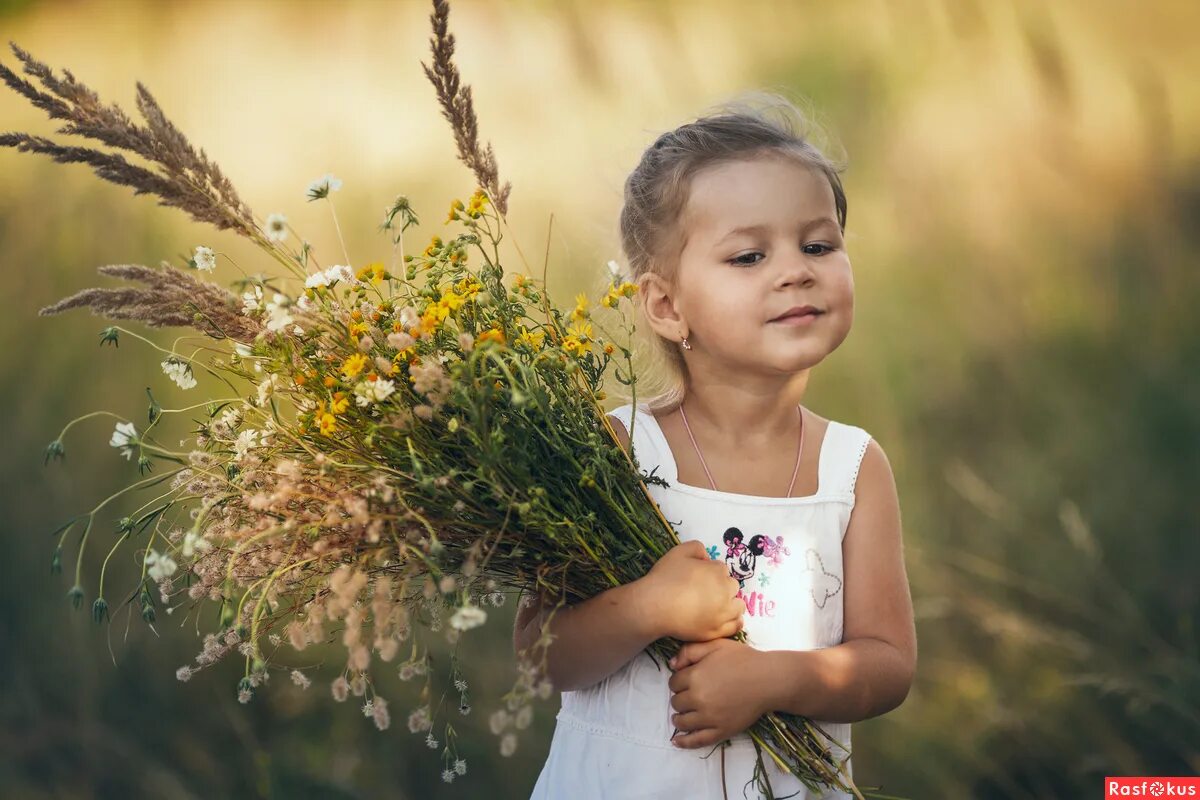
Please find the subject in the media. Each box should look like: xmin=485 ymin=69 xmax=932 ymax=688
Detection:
xmin=109 ymin=421 xmax=138 ymax=460
xmin=353 ymin=378 xmax=396 ymax=408
xmin=291 ymin=669 xmax=311 ymax=689
xmin=241 ymin=285 xmax=264 ymax=315
xmin=606 ymin=259 xmax=622 ymax=278
xmin=425 ymin=733 xmax=438 ymax=749
xmin=449 ymin=603 xmax=487 ymax=631
xmin=295 ymin=293 xmax=314 ymax=312
xmin=304 ymin=264 xmax=355 ymax=289
xmin=256 ymin=374 xmax=283 ymax=407
xmin=161 ymin=358 xmax=197 ymax=390
xmin=454 ymin=759 xmax=467 ymax=776
xmin=292 ymin=324 xmax=304 ymax=336
xmin=264 ymin=293 xmax=294 ymax=332
xmin=264 ymin=213 xmax=288 ymax=243
xmin=193 ymin=245 xmax=217 ymax=272
xmin=181 ymin=530 xmax=210 ymax=558
xmin=500 ymin=732 xmax=518 ymax=757
xmin=145 ymin=548 xmax=178 ymax=580
xmin=306 ymin=173 xmax=343 ymax=201
xmin=234 ymin=429 xmax=259 ymax=461
xmin=441 ymin=770 xmax=455 ymax=784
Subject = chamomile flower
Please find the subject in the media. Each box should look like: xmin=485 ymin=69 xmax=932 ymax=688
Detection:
xmin=193 ymin=245 xmax=217 ymax=272
xmin=264 ymin=213 xmax=289 ymax=242
xmin=109 ymin=421 xmax=138 ymax=460
xmin=161 ymin=357 xmax=197 ymax=390
xmin=306 ymin=173 xmax=343 ymax=201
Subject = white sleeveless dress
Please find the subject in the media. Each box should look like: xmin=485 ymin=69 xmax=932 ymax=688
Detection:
xmin=529 ymin=401 xmax=873 ymax=800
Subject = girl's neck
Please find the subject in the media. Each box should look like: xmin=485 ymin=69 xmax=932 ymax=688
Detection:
xmin=672 ymin=372 xmax=809 ymax=447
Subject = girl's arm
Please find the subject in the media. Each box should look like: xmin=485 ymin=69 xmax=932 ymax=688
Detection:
xmin=512 ymin=577 xmax=662 ymax=693
xmin=512 ymin=414 xmax=744 ymax=693
xmin=754 ymin=437 xmax=917 ymax=722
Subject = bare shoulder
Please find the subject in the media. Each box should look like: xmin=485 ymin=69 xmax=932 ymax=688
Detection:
xmin=854 ymin=436 xmax=896 ymax=501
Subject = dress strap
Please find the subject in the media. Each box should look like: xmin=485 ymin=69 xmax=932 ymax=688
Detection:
xmin=606 ymin=402 xmax=678 ymax=483
xmin=816 ymin=421 xmax=874 ymax=498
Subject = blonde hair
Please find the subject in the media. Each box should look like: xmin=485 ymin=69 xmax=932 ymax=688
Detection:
xmin=614 ymin=90 xmax=847 ymax=415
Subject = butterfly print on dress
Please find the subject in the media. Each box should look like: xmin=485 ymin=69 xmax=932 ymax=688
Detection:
xmin=801 ymin=548 xmax=842 ymax=609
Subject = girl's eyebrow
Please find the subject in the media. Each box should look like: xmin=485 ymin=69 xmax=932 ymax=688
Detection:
xmin=711 ymin=217 xmax=839 ymax=248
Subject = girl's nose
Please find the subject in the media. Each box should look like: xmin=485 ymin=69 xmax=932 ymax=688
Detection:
xmin=774 ymin=251 xmax=817 ymax=289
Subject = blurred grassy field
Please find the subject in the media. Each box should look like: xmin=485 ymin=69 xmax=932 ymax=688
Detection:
xmin=1 ymin=1 xmax=1197 ymax=797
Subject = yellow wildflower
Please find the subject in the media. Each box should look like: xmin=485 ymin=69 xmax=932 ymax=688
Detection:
xmin=423 ymin=236 xmax=443 ymax=257
xmin=466 ymin=188 xmax=488 ymax=218
xmin=571 ymin=292 xmax=589 ymax=321
xmin=445 ymin=198 xmax=465 ymax=224
xmin=439 ymin=290 xmax=465 ymax=312
xmin=563 ymin=320 xmax=593 ymax=355
xmin=517 ymin=325 xmax=545 ymax=350
xmin=349 ymin=321 xmax=370 ymax=339
xmin=318 ymin=412 xmax=337 ymax=436
xmin=477 ymin=327 xmax=506 ymax=347
xmin=342 ymin=353 xmax=368 ymax=379
xmin=330 ymin=391 xmax=350 ymax=415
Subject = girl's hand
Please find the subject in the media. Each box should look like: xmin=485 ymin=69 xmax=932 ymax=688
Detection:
xmin=666 ymin=638 xmax=768 ymax=749
xmin=640 ymin=540 xmax=744 ymax=642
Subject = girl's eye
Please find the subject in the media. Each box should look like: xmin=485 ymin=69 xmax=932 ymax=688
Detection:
xmin=728 ymin=243 xmax=834 ymax=266
xmin=728 ymin=252 xmax=764 ymax=267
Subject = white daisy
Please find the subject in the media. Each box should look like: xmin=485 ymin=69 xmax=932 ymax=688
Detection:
xmin=161 ymin=358 xmax=197 ymax=390
xmin=306 ymin=173 xmax=343 ymax=201
xmin=193 ymin=245 xmax=217 ymax=272
xmin=264 ymin=213 xmax=288 ymax=243
xmin=145 ymin=548 xmax=178 ymax=580
xmin=109 ymin=421 xmax=138 ymax=460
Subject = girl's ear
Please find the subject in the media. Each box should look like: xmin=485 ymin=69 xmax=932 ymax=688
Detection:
xmin=639 ymin=272 xmax=687 ymax=342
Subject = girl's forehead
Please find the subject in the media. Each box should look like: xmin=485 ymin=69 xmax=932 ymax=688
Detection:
xmin=683 ymin=158 xmax=835 ymax=237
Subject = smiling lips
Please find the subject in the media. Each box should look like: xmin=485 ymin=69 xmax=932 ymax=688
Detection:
xmin=768 ymin=305 xmax=824 ymax=325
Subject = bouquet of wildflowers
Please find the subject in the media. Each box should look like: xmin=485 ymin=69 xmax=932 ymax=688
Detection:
xmin=1 ymin=4 xmax=873 ymax=797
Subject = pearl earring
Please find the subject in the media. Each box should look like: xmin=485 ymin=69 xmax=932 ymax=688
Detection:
xmin=680 ymin=337 xmax=692 ymax=351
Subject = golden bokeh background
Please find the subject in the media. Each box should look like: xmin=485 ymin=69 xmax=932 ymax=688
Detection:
xmin=2 ymin=1 xmax=1197 ymax=797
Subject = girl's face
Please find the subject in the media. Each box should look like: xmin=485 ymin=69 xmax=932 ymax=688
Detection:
xmin=645 ymin=155 xmax=854 ymax=377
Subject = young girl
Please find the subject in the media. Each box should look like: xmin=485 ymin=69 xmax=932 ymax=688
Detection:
xmin=515 ymin=92 xmax=917 ymax=799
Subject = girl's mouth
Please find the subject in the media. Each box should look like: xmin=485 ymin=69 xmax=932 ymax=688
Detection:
xmin=768 ymin=309 xmax=824 ymax=326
